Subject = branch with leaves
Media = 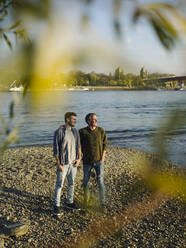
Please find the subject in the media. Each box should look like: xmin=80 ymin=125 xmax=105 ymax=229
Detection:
xmin=0 ymin=0 xmax=50 ymax=49
xmin=133 ymin=2 xmax=186 ymax=50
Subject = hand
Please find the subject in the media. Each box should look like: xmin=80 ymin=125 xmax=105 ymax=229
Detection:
xmin=100 ymin=159 xmax=104 ymax=163
xmin=73 ymin=159 xmax=80 ymax=167
xmin=58 ymin=164 xmax=63 ymax=172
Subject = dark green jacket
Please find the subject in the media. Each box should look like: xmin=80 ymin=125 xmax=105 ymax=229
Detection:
xmin=79 ymin=126 xmax=107 ymax=164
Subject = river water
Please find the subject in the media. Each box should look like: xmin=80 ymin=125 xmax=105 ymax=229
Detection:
xmin=0 ymin=90 xmax=186 ymax=168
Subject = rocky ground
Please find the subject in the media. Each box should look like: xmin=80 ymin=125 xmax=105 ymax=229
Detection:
xmin=0 ymin=145 xmax=185 ymax=248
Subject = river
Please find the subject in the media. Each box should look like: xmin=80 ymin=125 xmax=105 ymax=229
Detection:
xmin=0 ymin=90 xmax=186 ymax=168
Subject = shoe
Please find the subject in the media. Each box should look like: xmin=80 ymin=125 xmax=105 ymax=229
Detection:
xmin=66 ymin=202 xmax=81 ymax=210
xmin=53 ymin=206 xmax=61 ymax=216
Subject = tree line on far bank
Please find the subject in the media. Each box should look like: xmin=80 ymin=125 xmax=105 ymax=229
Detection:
xmin=53 ymin=67 xmax=177 ymax=89
xmin=0 ymin=66 xmax=179 ymax=90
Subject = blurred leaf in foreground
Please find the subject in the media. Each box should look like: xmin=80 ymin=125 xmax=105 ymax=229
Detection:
xmin=133 ymin=2 xmax=186 ymax=50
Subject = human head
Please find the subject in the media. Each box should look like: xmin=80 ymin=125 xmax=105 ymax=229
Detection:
xmin=64 ymin=112 xmax=77 ymax=127
xmin=85 ymin=113 xmax=97 ymax=128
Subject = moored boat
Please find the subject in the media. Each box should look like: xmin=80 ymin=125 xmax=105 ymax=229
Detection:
xmin=9 ymin=80 xmax=24 ymax=92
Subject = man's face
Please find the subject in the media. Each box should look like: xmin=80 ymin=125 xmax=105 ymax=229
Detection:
xmin=88 ymin=114 xmax=97 ymax=128
xmin=68 ymin=115 xmax=77 ymax=127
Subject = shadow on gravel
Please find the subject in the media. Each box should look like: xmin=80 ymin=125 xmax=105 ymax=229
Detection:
xmin=0 ymin=186 xmax=52 ymax=216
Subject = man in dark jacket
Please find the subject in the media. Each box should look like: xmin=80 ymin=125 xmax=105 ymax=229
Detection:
xmin=79 ymin=113 xmax=107 ymax=207
xmin=53 ymin=112 xmax=81 ymax=215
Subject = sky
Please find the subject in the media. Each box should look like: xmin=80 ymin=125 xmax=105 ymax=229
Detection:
xmin=0 ymin=0 xmax=186 ymax=76
xmin=51 ymin=0 xmax=186 ymax=76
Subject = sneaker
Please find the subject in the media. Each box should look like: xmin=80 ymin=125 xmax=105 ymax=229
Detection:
xmin=53 ymin=206 xmax=61 ymax=216
xmin=66 ymin=202 xmax=81 ymax=210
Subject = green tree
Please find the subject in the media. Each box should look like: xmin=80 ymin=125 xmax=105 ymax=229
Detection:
xmin=88 ymin=72 xmax=98 ymax=85
xmin=108 ymin=72 xmax=113 ymax=80
xmin=132 ymin=75 xmax=144 ymax=87
xmin=108 ymin=80 xmax=118 ymax=86
xmin=140 ymin=66 xmax=148 ymax=79
xmin=114 ymin=66 xmax=124 ymax=80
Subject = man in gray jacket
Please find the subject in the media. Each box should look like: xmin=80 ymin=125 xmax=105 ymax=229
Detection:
xmin=53 ymin=112 xmax=81 ymax=215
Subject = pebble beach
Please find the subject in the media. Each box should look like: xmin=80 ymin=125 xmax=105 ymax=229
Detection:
xmin=0 ymin=145 xmax=185 ymax=248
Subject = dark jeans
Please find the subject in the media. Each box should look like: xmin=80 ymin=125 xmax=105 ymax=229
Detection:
xmin=83 ymin=162 xmax=105 ymax=204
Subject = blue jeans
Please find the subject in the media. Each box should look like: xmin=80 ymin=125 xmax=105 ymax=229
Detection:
xmin=83 ymin=162 xmax=105 ymax=204
xmin=53 ymin=163 xmax=77 ymax=207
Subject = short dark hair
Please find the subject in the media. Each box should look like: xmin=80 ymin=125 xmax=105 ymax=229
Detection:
xmin=85 ymin=113 xmax=96 ymax=124
xmin=64 ymin=112 xmax=77 ymax=122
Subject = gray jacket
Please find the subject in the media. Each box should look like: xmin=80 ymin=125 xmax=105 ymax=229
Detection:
xmin=53 ymin=125 xmax=81 ymax=164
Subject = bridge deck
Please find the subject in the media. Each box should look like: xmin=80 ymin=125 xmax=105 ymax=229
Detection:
xmin=144 ymin=76 xmax=186 ymax=82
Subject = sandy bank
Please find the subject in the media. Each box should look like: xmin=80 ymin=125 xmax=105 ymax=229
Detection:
xmin=0 ymin=146 xmax=185 ymax=248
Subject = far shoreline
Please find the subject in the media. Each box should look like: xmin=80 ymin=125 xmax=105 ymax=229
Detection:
xmin=1 ymin=86 xmax=185 ymax=92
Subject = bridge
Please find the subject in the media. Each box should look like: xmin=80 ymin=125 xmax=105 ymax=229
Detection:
xmin=144 ymin=76 xmax=186 ymax=88
xmin=144 ymin=76 xmax=186 ymax=83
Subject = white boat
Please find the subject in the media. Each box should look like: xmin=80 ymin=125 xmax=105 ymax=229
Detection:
xmin=9 ymin=86 xmax=24 ymax=92
xmin=68 ymin=87 xmax=89 ymax=91
xmin=9 ymin=80 xmax=24 ymax=92
xmin=81 ymin=87 xmax=89 ymax=91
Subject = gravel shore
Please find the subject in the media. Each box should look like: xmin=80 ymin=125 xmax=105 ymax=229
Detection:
xmin=0 ymin=145 xmax=185 ymax=248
